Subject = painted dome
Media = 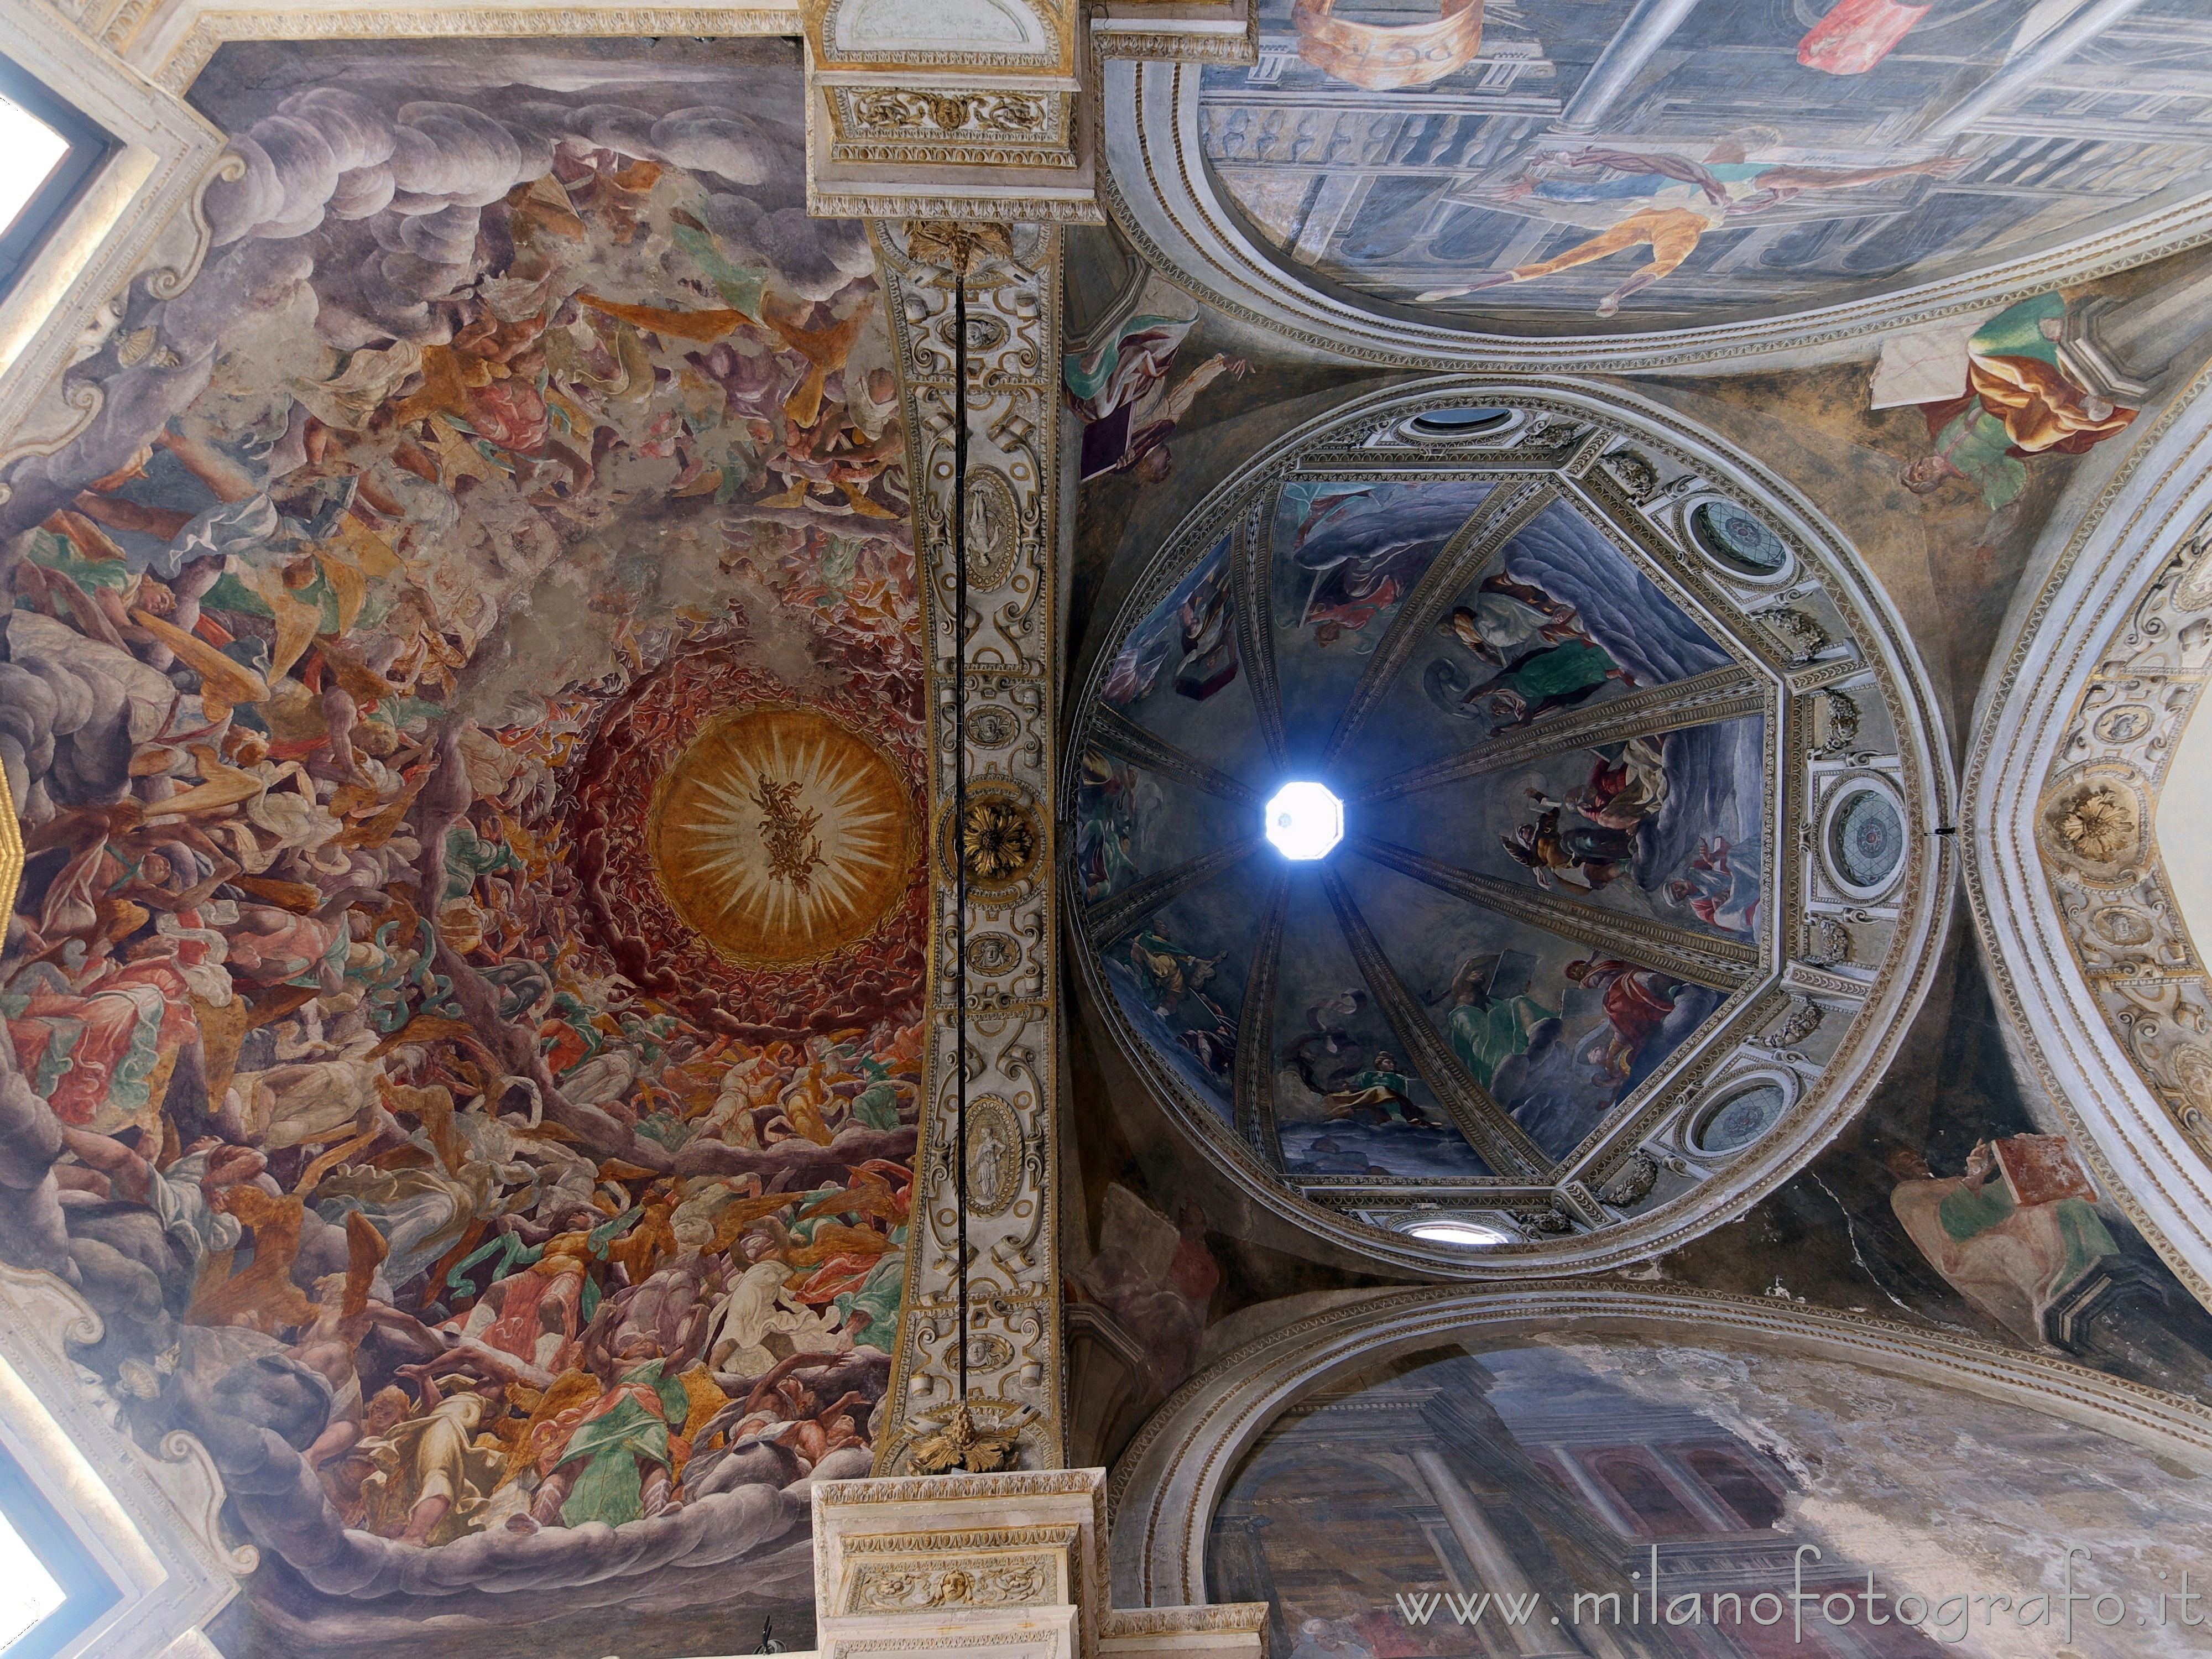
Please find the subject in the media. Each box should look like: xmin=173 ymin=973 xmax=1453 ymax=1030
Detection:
xmin=1066 ymin=380 xmax=1949 ymax=1271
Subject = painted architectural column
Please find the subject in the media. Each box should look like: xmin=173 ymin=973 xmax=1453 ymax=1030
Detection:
xmin=1916 ymin=0 xmax=2153 ymax=140
xmin=1552 ymin=0 xmax=1700 ymax=132
xmin=1408 ymin=1446 xmax=1587 ymax=1658
xmin=870 ymin=220 xmax=1070 ymax=1473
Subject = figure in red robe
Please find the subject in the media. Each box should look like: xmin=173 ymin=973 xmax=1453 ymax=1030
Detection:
xmin=1797 ymin=0 xmax=1929 ymax=75
xmin=1565 ymin=958 xmax=1683 ymax=1082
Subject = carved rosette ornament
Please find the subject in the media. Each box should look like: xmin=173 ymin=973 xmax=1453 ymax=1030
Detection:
xmin=870 ymin=218 xmax=1064 ymax=1473
xmin=2032 ymin=503 xmax=2212 ymax=1171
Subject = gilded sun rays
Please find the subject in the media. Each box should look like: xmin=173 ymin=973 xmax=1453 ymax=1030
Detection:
xmin=650 ymin=705 xmax=917 ymax=966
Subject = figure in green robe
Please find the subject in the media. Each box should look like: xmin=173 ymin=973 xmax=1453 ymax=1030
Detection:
xmin=1325 ymin=1052 xmax=1425 ymax=1125
xmin=1442 ymin=953 xmax=1556 ymax=1091
xmin=523 ymin=1342 xmax=691 ymax=1530
xmin=1481 ymin=638 xmax=1631 ymax=727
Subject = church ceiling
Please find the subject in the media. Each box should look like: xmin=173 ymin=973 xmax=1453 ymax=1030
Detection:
xmin=1200 ymin=0 xmax=2212 ymax=336
xmin=1065 ymin=378 xmax=1952 ymax=1274
xmin=0 ymin=36 xmax=917 ymax=1655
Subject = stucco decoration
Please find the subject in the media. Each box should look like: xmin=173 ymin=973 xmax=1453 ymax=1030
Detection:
xmin=1064 ymin=377 xmax=1952 ymax=1277
xmin=0 ymin=1260 xmax=249 ymax=1658
xmin=867 ymin=218 xmax=1069 ymax=1475
xmin=1970 ymin=353 xmax=2212 ymax=1308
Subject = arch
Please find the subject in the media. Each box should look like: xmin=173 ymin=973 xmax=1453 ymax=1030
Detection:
xmin=1965 ymin=357 xmax=2212 ymax=1308
xmin=1108 ymin=1285 xmax=2212 ymax=1610
xmin=1094 ymin=55 xmax=2212 ymax=375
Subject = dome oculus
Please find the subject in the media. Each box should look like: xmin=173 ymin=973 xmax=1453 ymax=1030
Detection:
xmin=1265 ymin=782 xmax=1344 ymax=860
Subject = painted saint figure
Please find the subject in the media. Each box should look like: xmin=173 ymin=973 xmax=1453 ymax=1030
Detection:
xmin=1441 ymin=951 xmax=1558 ymax=1092
xmin=1502 ymin=806 xmax=1635 ymax=891
xmin=1666 ymin=835 xmax=1760 ymax=937
xmin=1889 ymin=1135 xmax=2121 ymax=1348
xmin=1433 ymin=635 xmax=1633 ymax=728
xmin=1564 ymin=958 xmax=1685 ymax=1082
xmin=1324 ymin=1051 xmax=1427 ymax=1125
xmin=517 ymin=1335 xmax=693 ymax=1531
xmin=1437 ymin=575 xmax=1583 ymax=666
xmin=1900 ymin=291 xmax=2137 ymax=514
xmin=1419 ymin=140 xmax=1966 ymax=316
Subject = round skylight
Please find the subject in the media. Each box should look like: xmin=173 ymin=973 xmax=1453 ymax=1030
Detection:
xmin=1406 ymin=1219 xmax=1511 ymax=1246
xmin=1264 ymin=781 xmax=1343 ymax=860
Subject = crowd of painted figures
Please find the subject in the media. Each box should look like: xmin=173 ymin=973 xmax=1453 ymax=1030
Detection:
xmin=0 ymin=106 xmax=927 ymax=1553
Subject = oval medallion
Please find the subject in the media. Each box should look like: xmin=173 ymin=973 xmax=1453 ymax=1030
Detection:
xmin=2094 ymin=705 xmax=2153 ymax=745
xmin=1689 ymin=498 xmax=1790 ymax=576
xmin=2090 ymin=906 xmax=2154 ymax=947
xmin=1695 ymin=1083 xmax=1789 ymax=1155
xmin=1828 ymin=785 xmax=1904 ymax=893
xmin=962 ymin=467 xmax=1020 ymax=592
xmin=963 ymin=1093 xmax=1022 ymax=1217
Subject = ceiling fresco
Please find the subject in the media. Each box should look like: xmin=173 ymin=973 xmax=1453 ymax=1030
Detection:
xmin=0 ymin=36 xmax=917 ymax=1658
xmin=1065 ymin=378 xmax=1950 ymax=1272
xmin=1206 ymin=1333 xmax=2212 ymax=1657
xmin=1197 ymin=0 xmax=2212 ymax=334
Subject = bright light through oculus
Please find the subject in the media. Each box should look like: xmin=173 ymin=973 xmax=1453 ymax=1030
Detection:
xmin=1407 ymin=1220 xmax=1511 ymax=1246
xmin=1265 ymin=781 xmax=1343 ymax=860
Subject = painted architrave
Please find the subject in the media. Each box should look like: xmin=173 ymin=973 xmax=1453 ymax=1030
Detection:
xmin=870 ymin=220 xmax=1068 ymax=1472
xmin=1967 ymin=352 xmax=2212 ymax=1310
xmin=1105 ymin=1284 xmax=2212 ymax=1612
xmin=1095 ymin=55 xmax=2212 ymax=377
xmin=1062 ymin=376 xmax=1953 ymax=1280
xmin=91 ymin=1 xmax=802 ymax=90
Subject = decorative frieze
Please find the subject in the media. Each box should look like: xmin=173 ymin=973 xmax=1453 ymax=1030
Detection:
xmin=868 ymin=218 xmax=1067 ymax=1474
xmin=827 ymin=84 xmax=1077 ymax=169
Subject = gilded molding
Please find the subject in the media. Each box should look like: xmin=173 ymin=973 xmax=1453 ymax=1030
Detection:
xmin=1100 ymin=1603 xmax=1271 ymax=1636
xmin=815 ymin=190 xmax=1105 ymax=225
xmin=826 ymin=86 xmax=1076 ymax=170
xmin=868 ymin=218 xmax=1068 ymax=1472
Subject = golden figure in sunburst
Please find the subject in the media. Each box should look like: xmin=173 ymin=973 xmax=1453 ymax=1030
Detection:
xmin=751 ymin=774 xmax=825 ymax=893
xmin=649 ymin=706 xmax=916 ymax=966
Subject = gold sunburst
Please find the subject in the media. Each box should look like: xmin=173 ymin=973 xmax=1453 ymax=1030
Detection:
xmin=649 ymin=705 xmax=915 ymax=966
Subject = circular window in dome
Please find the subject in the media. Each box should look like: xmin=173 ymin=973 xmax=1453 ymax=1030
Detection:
xmin=1409 ymin=405 xmax=1515 ymax=439
xmin=1688 ymin=499 xmax=1790 ymax=576
xmin=1827 ymin=784 xmax=1905 ymax=896
xmin=1694 ymin=1083 xmax=1790 ymax=1155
